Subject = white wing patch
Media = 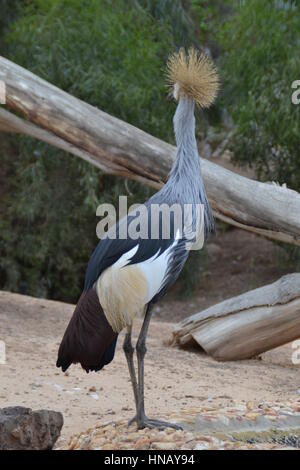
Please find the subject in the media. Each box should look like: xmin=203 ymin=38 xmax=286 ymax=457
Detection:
xmin=96 ymin=238 xmax=179 ymax=332
xmin=136 ymin=239 xmax=178 ymax=303
xmin=113 ymin=245 xmax=139 ymax=268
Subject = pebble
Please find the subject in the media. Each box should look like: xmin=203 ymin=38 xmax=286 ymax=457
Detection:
xmin=89 ymin=392 xmax=99 ymax=400
xmin=66 ymin=399 xmax=300 ymax=451
xmin=152 ymin=441 xmax=176 ymax=450
xmin=54 ymin=383 xmax=63 ymax=391
xmin=134 ymin=437 xmax=151 ymax=450
xmin=194 ymin=442 xmax=210 ymax=450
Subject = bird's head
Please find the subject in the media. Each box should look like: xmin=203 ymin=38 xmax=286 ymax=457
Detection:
xmin=166 ymin=47 xmax=219 ymax=109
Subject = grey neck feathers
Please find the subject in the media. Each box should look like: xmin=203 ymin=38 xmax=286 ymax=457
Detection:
xmin=162 ymin=96 xmax=215 ymax=236
xmin=168 ymin=97 xmax=201 ymax=184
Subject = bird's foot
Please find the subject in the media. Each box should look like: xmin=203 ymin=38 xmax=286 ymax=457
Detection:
xmin=128 ymin=414 xmax=182 ymax=430
xmin=139 ymin=418 xmax=183 ymax=431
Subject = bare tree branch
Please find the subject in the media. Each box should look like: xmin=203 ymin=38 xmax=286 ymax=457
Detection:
xmin=172 ymin=274 xmax=300 ymax=360
xmin=1 ymin=56 xmax=300 ymax=245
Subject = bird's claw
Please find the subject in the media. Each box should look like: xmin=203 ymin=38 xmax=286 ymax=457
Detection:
xmin=128 ymin=415 xmax=137 ymax=427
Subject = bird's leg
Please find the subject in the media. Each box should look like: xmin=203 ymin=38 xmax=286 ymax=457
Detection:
xmin=123 ymin=325 xmax=138 ymax=413
xmin=134 ymin=305 xmax=182 ymax=431
xmin=135 ymin=305 xmax=152 ymax=425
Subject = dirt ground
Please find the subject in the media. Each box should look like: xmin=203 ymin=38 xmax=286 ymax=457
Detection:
xmin=0 ymin=283 xmax=299 ymax=448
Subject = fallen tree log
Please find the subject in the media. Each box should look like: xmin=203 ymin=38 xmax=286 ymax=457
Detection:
xmin=0 ymin=107 xmax=113 ymax=174
xmin=171 ymin=274 xmax=300 ymax=360
xmin=1 ymin=56 xmax=300 ymax=245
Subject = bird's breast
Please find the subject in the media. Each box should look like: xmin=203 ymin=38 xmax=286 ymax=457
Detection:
xmin=96 ymin=262 xmax=148 ymax=333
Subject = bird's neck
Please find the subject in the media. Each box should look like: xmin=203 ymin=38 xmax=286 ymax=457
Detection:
xmin=168 ymin=97 xmax=202 ymax=185
xmin=164 ymin=96 xmax=215 ymax=237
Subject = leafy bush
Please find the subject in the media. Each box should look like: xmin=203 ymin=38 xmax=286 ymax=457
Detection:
xmin=6 ymin=0 xmax=179 ymax=140
xmin=0 ymin=0 xmax=196 ymax=301
xmin=219 ymin=0 xmax=300 ymax=190
xmin=0 ymin=0 xmax=21 ymax=41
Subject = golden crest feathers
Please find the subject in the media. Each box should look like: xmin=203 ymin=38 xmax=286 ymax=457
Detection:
xmin=166 ymin=47 xmax=219 ymax=108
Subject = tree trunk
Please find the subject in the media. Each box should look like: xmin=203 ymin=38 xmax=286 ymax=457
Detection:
xmin=1 ymin=56 xmax=300 ymax=245
xmin=171 ymin=274 xmax=300 ymax=360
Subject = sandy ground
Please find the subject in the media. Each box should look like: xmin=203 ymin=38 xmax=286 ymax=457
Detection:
xmin=0 ymin=290 xmax=299 ymax=448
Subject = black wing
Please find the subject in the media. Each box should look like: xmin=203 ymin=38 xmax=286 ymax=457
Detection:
xmin=84 ymin=209 xmax=180 ymax=292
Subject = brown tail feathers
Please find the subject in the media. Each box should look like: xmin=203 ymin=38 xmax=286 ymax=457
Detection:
xmin=56 ymin=289 xmax=118 ymax=373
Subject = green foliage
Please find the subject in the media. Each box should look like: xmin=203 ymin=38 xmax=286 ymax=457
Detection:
xmin=190 ymin=0 xmax=232 ymax=42
xmin=6 ymin=0 xmax=178 ymax=140
xmin=0 ymin=0 xmax=194 ymax=301
xmin=218 ymin=0 xmax=300 ymax=190
xmin=136 ymin=0 xmax=196 ymax=47
xmin=0 ymin=0 xmax=22 ymax=43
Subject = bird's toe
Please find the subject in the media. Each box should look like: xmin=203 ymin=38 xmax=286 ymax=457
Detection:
xmin=128 ymin=414 xmax=182 ymax=431
xmin=128 ymin=415 xmax=137 ymax=427
xmin=145 ymin=418 xmax=183 ymax=431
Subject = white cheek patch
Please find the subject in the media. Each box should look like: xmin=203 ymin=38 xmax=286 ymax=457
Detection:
xmin=173 ymin=82 xmax=180 ymax=101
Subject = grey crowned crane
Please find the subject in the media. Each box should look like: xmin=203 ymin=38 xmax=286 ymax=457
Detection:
xmin=56 ymin=48 xmax=219 ymax=430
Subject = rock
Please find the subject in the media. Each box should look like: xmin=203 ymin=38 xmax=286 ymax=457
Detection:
xmin=194 ymin=442 xmax=210 ymax=450
xmin=0 ymin=406 xmax=63 ymax=450
xmin=78 ymin=436 xmax=91 ymax=450
xmin=68 ymin=436 xmax=79 ymax=450
xmin=152 ymin=433 xmax=179 ymax=443
xmin=102 ymin=443 xmax=119 ymax=450
xmin=152 ymin=441 xmax=176 ymax=450
xmin=89 ymin=393 xmax=99 ymax=400
xmin=134 ymin=437 xmax=151 ymax=450
xmin=91 ymin=437 xmax=106 ymax=448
